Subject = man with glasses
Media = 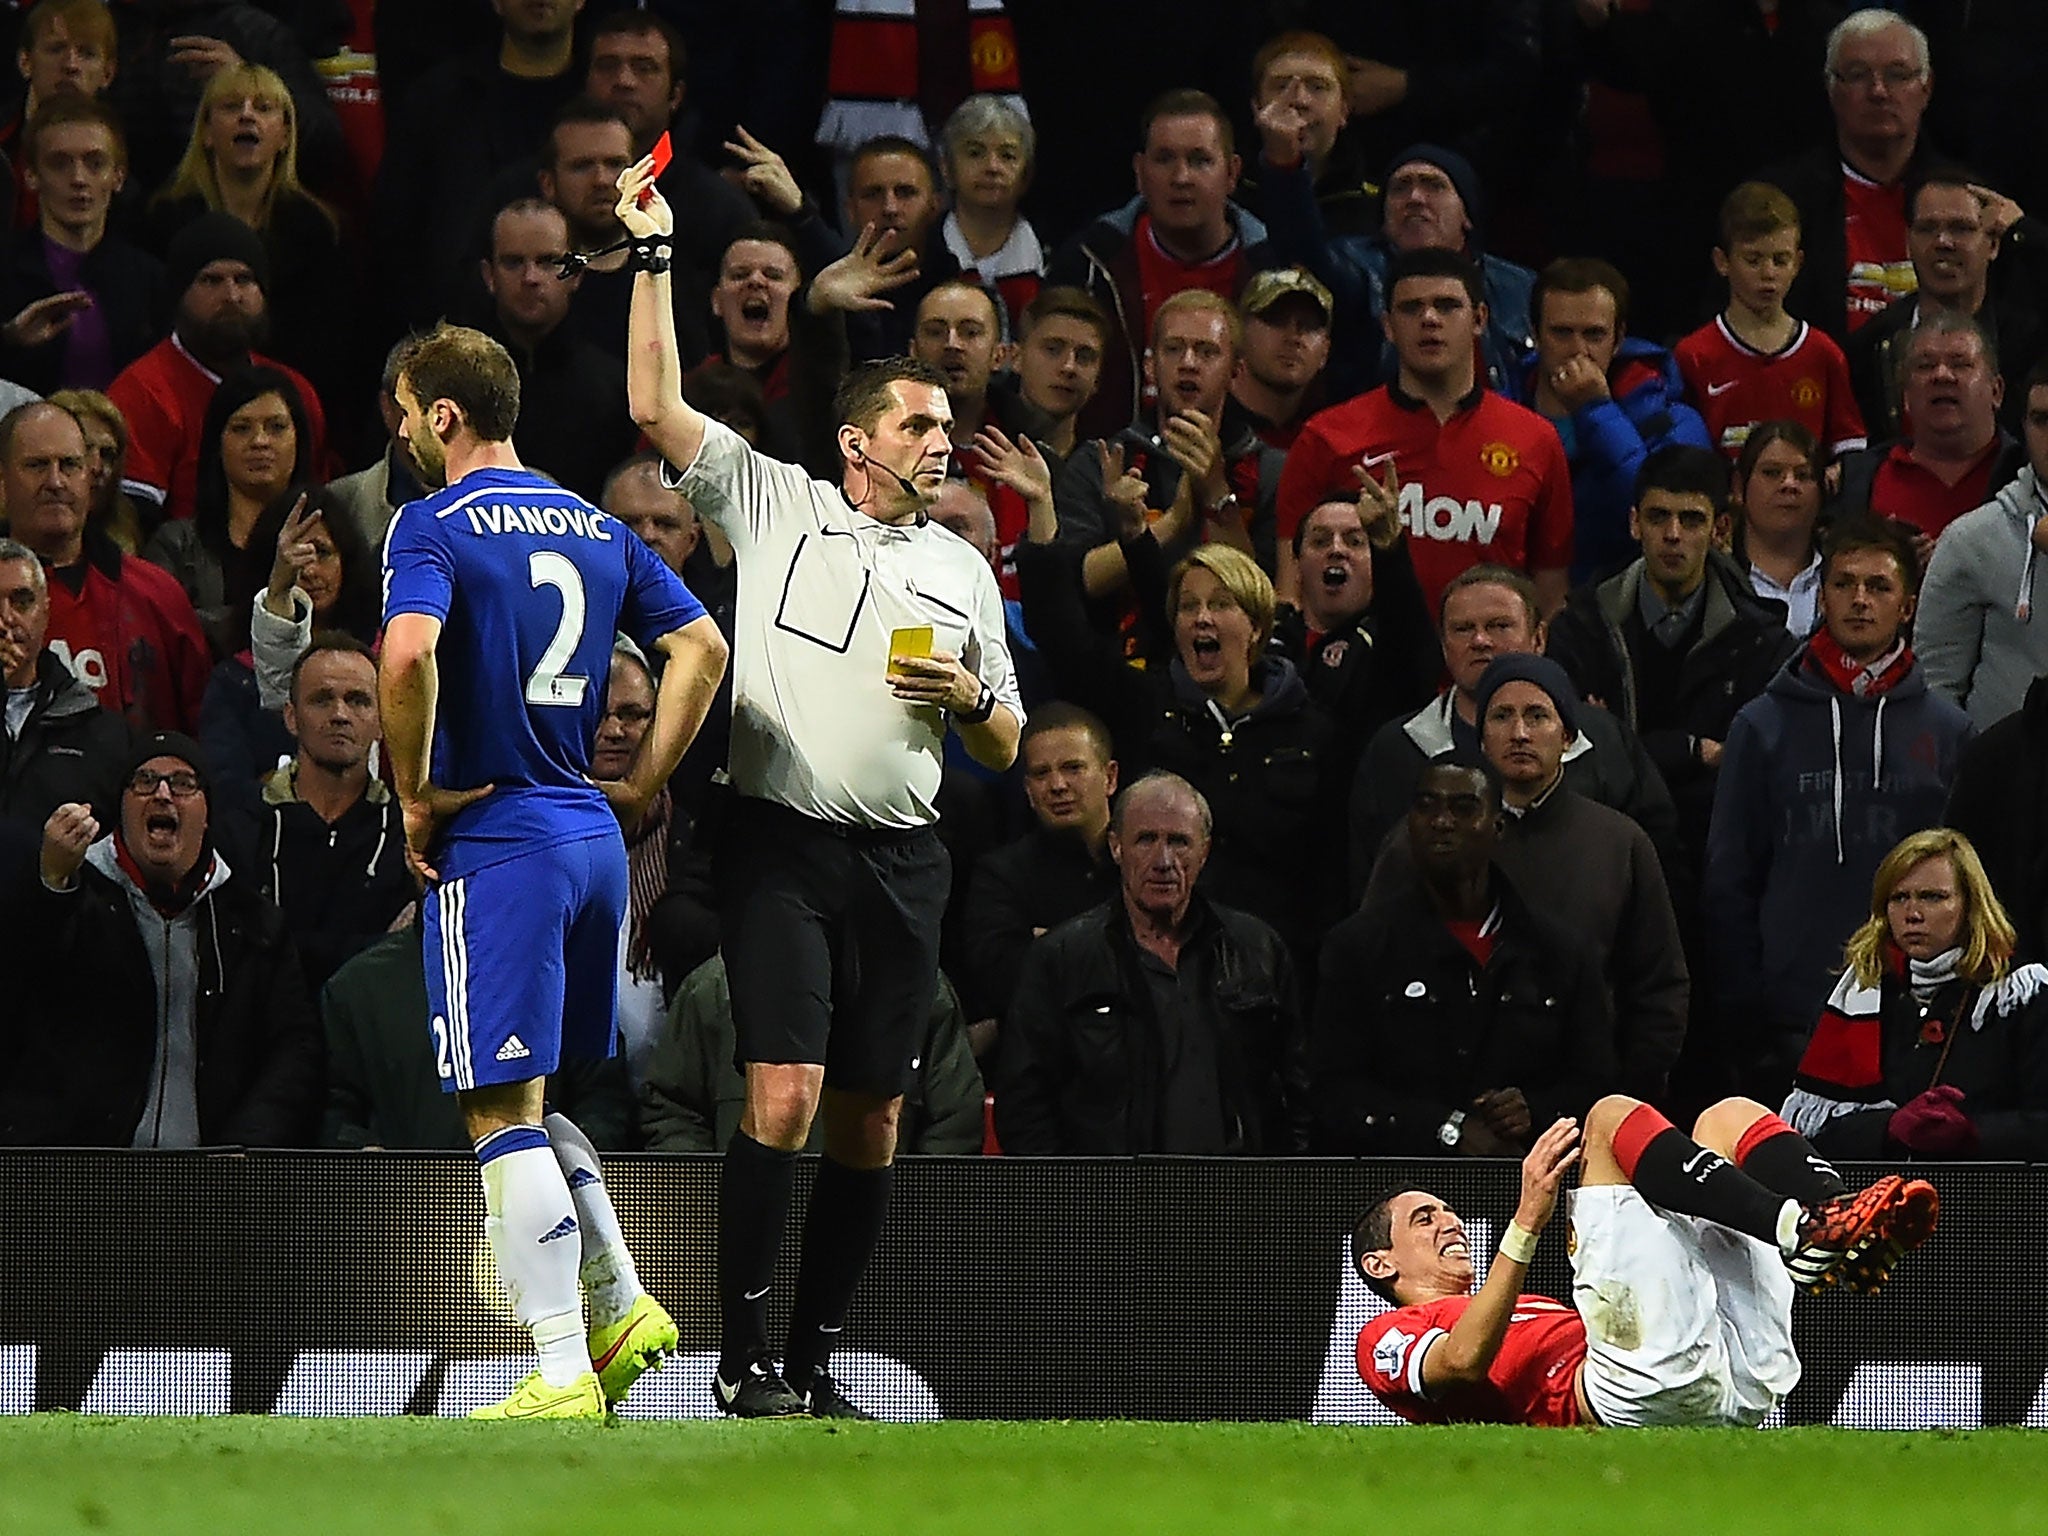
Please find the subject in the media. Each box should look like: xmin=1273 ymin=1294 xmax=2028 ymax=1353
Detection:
xmin=1765 ymin=9 xmax=1939 ymax=341
xmin=7 ymin=731 xmax=322 ymax=1147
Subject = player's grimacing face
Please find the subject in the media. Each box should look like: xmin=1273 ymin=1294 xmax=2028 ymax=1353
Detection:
xmin=1365 ymin=1192 xmax=1474 ymax=1300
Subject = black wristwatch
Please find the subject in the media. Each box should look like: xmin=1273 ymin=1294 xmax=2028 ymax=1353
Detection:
xmin=954 ymin=681 xmax=997 ymax=725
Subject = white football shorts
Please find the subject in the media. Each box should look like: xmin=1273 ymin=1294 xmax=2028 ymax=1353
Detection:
xmin=1569 ymin=1184 xmax=1801 ymax=1428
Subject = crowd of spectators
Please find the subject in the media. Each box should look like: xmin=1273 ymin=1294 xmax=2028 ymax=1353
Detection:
xmin=3 ymin=0 xmax=2047 ymax=1162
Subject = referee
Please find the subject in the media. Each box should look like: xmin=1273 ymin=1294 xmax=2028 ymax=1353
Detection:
xmin=618 ymin=158 xmax=1022 ymax=1418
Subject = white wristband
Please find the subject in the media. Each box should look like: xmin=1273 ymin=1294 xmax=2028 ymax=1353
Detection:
xmin=1499 ymin=1220 xmax=1540 ymax=1266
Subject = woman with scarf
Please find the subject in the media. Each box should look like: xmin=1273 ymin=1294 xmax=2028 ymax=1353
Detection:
xmin=1783 ymin=827 xmax=2048 ymax=1160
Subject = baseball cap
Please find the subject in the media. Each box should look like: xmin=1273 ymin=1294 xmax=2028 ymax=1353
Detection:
xmin=1240 ymin=266 xmax=1333 ymax=325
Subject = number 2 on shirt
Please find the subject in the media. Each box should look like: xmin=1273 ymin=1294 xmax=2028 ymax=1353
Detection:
xmin=525 ymin=551 xmax=588 ymax=707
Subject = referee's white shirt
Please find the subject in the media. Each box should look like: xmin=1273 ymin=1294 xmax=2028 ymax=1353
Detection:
xmin=667 ymin=417 xmax=1023 ymax=829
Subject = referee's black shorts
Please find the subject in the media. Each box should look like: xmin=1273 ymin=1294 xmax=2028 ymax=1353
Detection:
xmin=715 ymin=795 xmax=950 ymax=1097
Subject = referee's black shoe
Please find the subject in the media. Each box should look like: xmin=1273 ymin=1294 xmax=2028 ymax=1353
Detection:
xmin=791 ymin=1366 xmax=874 ymax=1421
xmin=712 ymin=1355 xmax=808 ymax=1418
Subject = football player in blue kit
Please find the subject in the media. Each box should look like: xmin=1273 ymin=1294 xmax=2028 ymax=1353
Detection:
xmin=379 ymin=324 xmax=728 ymax=1421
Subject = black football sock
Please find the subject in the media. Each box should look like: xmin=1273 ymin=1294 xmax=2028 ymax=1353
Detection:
xmin=717 ymin=1130 xmax=797 ymax=1373
xmin=782 ymin=1156 xmax=894 ymax=1387
xmin=1734 ymin=1112 xmax=1850 ymax=1203
xmin=1611 ymin=1102 xmax=1793 ymax=1248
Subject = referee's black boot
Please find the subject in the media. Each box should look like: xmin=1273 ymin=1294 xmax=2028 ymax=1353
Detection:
xmin=712 ymin=1355 xmax=808 ymax=1418
xmin=791 ymin=1366 xmax=874 ymax=1421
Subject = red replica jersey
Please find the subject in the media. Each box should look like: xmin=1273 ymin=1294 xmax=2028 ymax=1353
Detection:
xmin=1676 ymin=316 xmax=1867 ymax=460
xmin=1869 ymin=441 xmax=2000 ymax=539
xmin=1843 ymin=167 xmax=1915 ymax=333
xmin=1358 ymin=1293 xmax=1587 ymax=1427
xmin=1278 ymin=386 xmax=1573 ymax=618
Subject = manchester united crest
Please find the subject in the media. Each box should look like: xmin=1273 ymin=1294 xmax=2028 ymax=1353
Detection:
xmin=1791 ymin=376 xmax=1822 ymax=410
xmin=1478 ymin=441 xmax=1520 ymax=477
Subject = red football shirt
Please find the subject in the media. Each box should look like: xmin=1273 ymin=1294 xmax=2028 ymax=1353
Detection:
xmin=1277 ymin=385 xmax=1574 ymax=618
xmin=1868 ymin=440 xmax=2000 ymax=539
xmin=1359 ymin=1293 xmax=1587 ymax=1426
xmin=1842 ymin=167 xmax=1914 ymax=333
xmin=1676 ymin=316 xmax=1867 ymax=460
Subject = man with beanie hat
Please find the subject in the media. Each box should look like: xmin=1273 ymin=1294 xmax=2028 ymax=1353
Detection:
xmin=106 ymin=210 xmax=329 ymax=522
xmin=1262 ymin=140 xmax=1537 ymax=404
xmin=4 ymin=730 xmax=322 ymax=1146
xmin=1362 ymin=652 xmax=1690 ymax=1104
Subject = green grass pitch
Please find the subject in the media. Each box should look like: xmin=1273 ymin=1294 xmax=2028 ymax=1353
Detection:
xmin=4 ymin=1417 xmax=2045 ymax=1535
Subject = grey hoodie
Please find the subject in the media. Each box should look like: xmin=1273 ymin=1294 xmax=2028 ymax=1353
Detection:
xmin=1918 ymin=464 xmax=2048 ymax=728
xmin=83 ymin=836 xmax=234 ymax=1149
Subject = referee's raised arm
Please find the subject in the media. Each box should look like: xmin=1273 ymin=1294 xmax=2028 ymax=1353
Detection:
xmin=617 ymin=157 xmax=704 ymax=472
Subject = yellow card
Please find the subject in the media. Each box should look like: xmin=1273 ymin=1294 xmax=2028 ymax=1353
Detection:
xmin=887 ymin=625 xmax=933 ymax=679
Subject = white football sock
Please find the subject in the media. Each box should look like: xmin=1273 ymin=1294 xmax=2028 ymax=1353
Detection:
xmin=545 ymin=1111 xmax=642 ymax=1327
xmin=1775 ymin=1198 xmax=1803 ymax=1255
xmin=479 ymin=1131 xmax=592 ymax=1387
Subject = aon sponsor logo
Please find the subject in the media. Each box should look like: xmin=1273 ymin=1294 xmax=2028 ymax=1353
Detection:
xmin=1398 ymin=482 xmax=1503 ymax=543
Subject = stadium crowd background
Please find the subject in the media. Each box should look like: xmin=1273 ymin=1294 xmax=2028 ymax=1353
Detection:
xmin=4 ymin=0 xmax=2048 ymax=1164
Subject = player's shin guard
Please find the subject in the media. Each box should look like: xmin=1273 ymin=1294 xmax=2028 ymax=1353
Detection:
xmin=718 ymin=1130 xmax=798 ymax=1371
xmin=1733 ymin=1112 xmax=1849 ymax=1204
xmin=783 ymin=1156 xmax=893 ymax=1386
xmin=1611 ymin=1103 xmax=1797 ymax=1250
xmin=544 ymin=1110 xmax=640 ymax=1328
xmin=478 ymin=1125 xmax=592 ymax=1388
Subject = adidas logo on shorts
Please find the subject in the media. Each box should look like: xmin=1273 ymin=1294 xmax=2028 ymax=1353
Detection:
xmin=496 ymin=1034 xmax=532 ymax=1063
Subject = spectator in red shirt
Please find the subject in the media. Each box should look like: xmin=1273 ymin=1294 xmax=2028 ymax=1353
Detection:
xmin=1831 ymin=312 xmax=2024 ymax=561
xmin=105 ymin=211 xmax=329 ymax=524
xmin=0 ymin=398 xmax=207 ymax=732
xmin=1046 ymin=88 xmax=1277 ymax=444
xmin=1676 ymin=182 xmax=1866 ymax=466
xmin=1276 ymin=247 xmax=1573 ymax=617
xmin=1230 ymin=265 xmax=1332 ymax=452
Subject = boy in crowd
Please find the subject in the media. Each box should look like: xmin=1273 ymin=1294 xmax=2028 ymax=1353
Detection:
xmin=1676 ymin=183 xmax=1867 ymax=466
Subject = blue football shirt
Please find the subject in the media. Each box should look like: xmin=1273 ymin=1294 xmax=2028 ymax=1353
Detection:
xmin=382 ymin=467 xmax=705 ymax=877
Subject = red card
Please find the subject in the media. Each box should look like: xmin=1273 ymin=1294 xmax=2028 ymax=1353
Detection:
xmin=638 ymin=131 xmax=673 ymax=206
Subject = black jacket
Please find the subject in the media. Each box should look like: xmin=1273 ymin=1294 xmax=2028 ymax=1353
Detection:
xmin=1764 ymin=137 xmax=1945 ymax=345
xmin=1945 ymin=675 xmax=2048 ymax=964
xmin=997 ymin=895 xmax=1308 ymax=1155
xmin=1544 ymin=551 xmax=1797 ymax=850
xmin=1 ymin=651 xmax=128 ymax=832
xmin=237 ymin=763 xmax=414 ymax=993
xmin=0 ymin=231 xmax=163 ymax=396
xmin=0 ymin=843 xmax=322 ymax=1146
xmin=1312 ymin=867 xmax=1616 ymax=1154
xmin=491 ymin=316 xmax=640 ymax=503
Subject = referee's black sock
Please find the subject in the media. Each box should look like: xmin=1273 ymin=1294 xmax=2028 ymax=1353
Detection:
xmin=1732 ymin=1111 xmax=1849 ymax=1204
xmin=717 ymin=1130 xmax=797 ymax=1373
xmin=1611 ymin=1102 xmax=1793 ymax=1248
xmin=782 ymin=1155 xmax=893 ymax=1387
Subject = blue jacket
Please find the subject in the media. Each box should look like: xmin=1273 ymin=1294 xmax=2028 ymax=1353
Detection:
xmin=1508 ymin=336 xmax=1712 ymax=582
xmin=1703 ymin=647 xmax=1974 ymax=1088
